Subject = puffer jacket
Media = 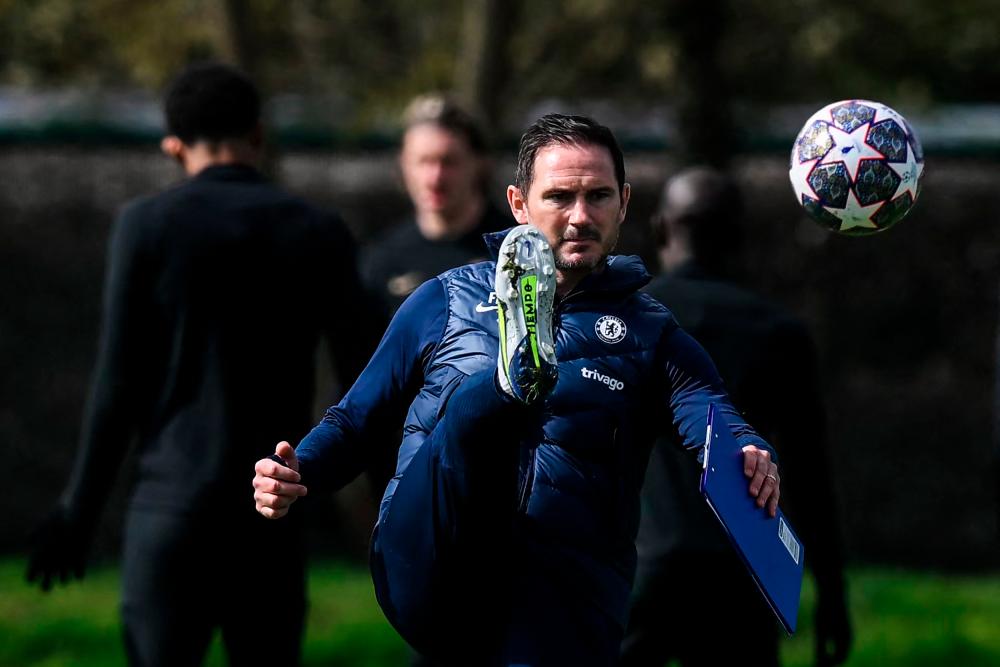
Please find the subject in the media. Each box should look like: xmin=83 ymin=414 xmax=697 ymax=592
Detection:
xmin=296 ymin=228 xmax=770 ymax=630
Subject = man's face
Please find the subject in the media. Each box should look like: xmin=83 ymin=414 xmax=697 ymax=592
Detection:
xmin=508 ymin=142 xmax=629 ymax=273
xmin=400 ymin=123 xmax=483 ymax=222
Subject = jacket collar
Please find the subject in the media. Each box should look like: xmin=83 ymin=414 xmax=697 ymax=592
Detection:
xmin=483 ymin=227 xmax=651 ymax=297
xmin=193 ymin=164 xmax=264 ymax=183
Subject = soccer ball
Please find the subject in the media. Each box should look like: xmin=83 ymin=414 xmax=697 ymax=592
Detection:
xmin=789 ymin=100 xmax=924 ymax=235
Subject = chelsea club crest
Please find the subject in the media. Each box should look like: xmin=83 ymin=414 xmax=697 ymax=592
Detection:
xmin=595 ymin=315 xmax=626 ymax=344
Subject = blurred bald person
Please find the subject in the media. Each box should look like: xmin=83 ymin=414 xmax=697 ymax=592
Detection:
xmin=622 ymin=167 xmax=852 ymax=667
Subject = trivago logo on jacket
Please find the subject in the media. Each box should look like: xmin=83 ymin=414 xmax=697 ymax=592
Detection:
xmin=580 ymin=367 xmax=625 ymax=391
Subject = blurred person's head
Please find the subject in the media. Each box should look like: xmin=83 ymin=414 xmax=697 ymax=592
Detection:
xmin=160 ymin=62 xmax=263 ymax=175
xmin=652 ymin=166 xmax=745 ymax=278
xmin=507 ymin=114 xmax=630 ymax=292
xmin=399 ymin=94 xmax=490 ymax=240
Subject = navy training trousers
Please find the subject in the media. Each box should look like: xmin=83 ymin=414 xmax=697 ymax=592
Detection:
xmin=371 ymin=368 xmax=522 ymax=664
xmin=369 ymin=368 xmax=625 ymax=666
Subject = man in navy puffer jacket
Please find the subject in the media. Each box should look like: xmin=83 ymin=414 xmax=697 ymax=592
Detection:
xmin=253 ymin=115 xmax=782 ymax=666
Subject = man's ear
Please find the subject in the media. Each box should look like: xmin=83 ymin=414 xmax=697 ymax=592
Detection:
xmin=618 ymin=182 xmax=631 ymax=225
xmin=506 ymin=184 xmax=529 ymax=225
xmin=160 ymin=136 xmax=185 ymax=165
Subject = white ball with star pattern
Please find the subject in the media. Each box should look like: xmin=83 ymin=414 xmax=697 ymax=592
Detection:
xmin=789 ymin=100 xmax=924 ymax=235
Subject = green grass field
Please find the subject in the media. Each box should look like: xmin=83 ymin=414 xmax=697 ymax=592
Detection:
xmin=2 ymin=558 xmax=998 ymax=666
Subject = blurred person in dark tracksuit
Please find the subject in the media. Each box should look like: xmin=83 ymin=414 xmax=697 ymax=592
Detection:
xmin=362 ymin=94 xmax=511 ymax=315
xmin=26 ymin=63 xmax=378 ymax=667
xmin=621 ymin=167 xmax=852 ymax=667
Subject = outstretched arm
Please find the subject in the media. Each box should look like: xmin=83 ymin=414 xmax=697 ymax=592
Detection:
xmin=658 ymin=324 xmax=781 ymax=516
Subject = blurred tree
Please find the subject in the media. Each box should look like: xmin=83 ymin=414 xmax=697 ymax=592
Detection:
xmin=0 ymin=1 xmax=215 ymax=88
xmin=0 ymin=0 xmax=999 ymax=139
xmin=454 ymin=0 xmax=513 ymax=133
xmin=725 ymin=0 xmax=1000 ymax=106
xmin=663 ymin=0 xmax=735 ymax=166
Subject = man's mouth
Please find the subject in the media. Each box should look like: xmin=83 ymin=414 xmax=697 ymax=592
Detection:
xmin=561 ymin=239 xmax=595 ymax=248
xmin=560 ymin=231 xmax=601 ymax=245
xmin=426 ymin=189 xmax=450 ymax=206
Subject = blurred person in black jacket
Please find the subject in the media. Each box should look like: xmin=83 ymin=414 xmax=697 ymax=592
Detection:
xmin=620 ymin=167 xmax=852 ymax=667
xmin=26 ymin=63 xmax=378 ymax=667
xmin=362 ymin=94 xmax=511 ymax=314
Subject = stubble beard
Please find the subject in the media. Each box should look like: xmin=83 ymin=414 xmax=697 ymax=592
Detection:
xmin=554 ymin=227 xmax=619 ymax=272
xmin=555 ymin=253 xmax=604 ymax=271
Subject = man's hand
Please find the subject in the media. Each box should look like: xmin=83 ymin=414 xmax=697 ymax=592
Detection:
xmin=815 ymin=586 xmax=853 ymax=666
xmin=741 ymin=445 xmax=780 ymax=517
xmin=25 ymin=508 xmax=90 ymax=592
xmin=253 ymin=441 xmax=308 ymax=519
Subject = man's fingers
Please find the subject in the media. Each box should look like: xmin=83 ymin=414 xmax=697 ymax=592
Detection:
xmin=253 ymin=475 xmax=307 ymax=520
xmin=274 ymin=441 xmax=300 ymax=472
xmin=254 ymin=488 xmax=294 ymax=508
xmin=766 ymin=484 xmax=780 ymax=517
xmin=742 ymin=445 xmax=780 ymax=517
xmin=256 ymin=505 xmax=288 ymax=520
xmin=252 ymin=442 xmax=307 ymax=520
xmin=252 ymin=475 xmax=308 ymax=498
xmin=254 ymin=489 xmax=294 ymax=517
xmin=756 ymin=469 xmax=780 ymax=516
xmin=743 ymin=445 xmax=766 ymax=477
xmin=742 ymin=446 xmax=771 ymax=494
xmin=254 ymin=457 xmax=302 ymax=484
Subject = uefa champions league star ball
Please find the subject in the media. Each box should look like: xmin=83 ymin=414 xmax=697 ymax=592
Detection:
xmin=789 ymin=100 xmax=924 ymax=235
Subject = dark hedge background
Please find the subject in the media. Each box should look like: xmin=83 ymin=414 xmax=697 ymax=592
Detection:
xmin=2 ymin=147 xmax=997 ymax=569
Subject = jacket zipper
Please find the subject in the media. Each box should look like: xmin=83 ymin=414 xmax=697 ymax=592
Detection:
xmin=517 ymin=445 xmax=536 ymax=513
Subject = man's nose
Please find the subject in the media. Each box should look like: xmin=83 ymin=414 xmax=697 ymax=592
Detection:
xmin=425 ymin=161 xmax=446 ymax=185
xmin=567 ymin=197 xmax=591 ymax=225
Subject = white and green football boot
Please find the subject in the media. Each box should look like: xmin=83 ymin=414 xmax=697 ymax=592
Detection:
xmin=495 ymin=224 xmax=558 ymax=405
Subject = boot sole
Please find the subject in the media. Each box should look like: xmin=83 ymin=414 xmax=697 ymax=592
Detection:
xmin=495 ymin=225 xmax=557 ymax=382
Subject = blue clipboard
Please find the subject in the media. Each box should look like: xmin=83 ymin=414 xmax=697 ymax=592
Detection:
xmin=700 ymin=404 xmax=804 ymax=635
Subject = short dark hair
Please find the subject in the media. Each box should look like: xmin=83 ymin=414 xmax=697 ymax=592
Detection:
xmin=164 ymin=63 xmax=260 ymax=144
xmin=514 ymin=114 xmax=626 ymax=198
xmin=403 ymin=94 xmax=488 ymax=155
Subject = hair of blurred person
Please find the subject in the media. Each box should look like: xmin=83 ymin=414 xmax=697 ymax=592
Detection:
xmin=513 ymin=113 xmax=626 ymax=201
xmin=399 ymin=94 xmax=492 ymax=241
xmin=160 ymin=62 xmax=263 ymax=176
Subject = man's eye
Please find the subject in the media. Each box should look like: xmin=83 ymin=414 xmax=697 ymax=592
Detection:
xmin=588 ymin=190 xmax=612 ymax=203
xmin=546 ymin=192 xmax=571 ymax=203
